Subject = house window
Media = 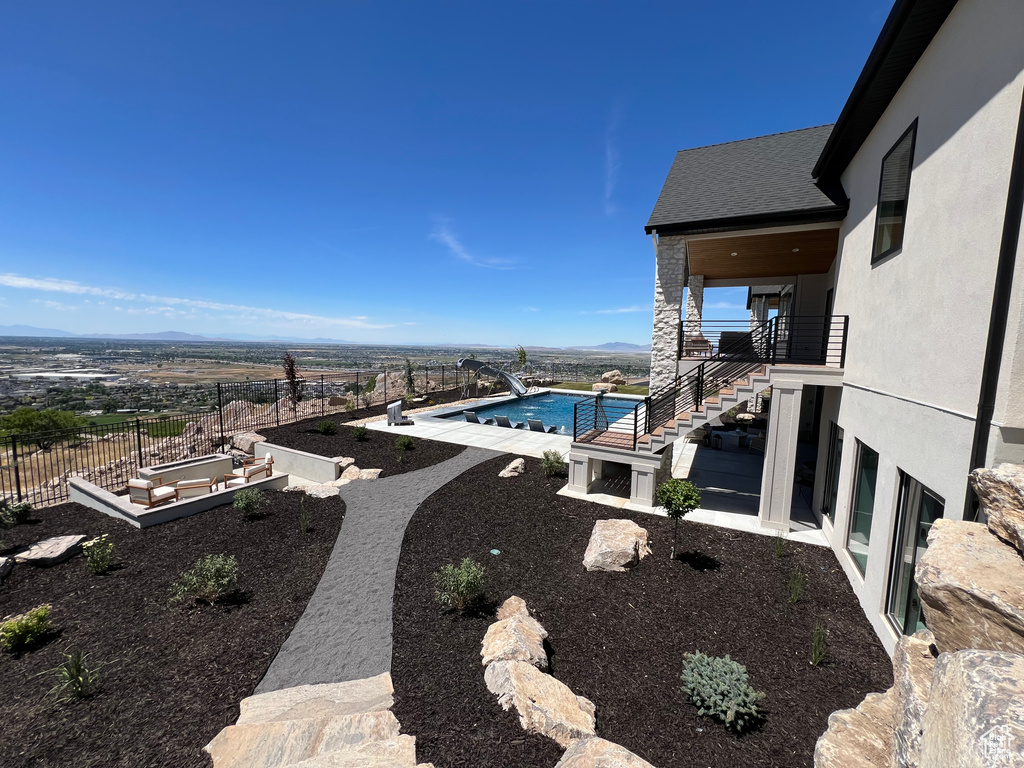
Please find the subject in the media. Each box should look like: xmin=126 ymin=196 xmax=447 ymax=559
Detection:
xmin=846 ymin=442 xmax=879 ymax=575
xmin=871 ymin=120 xmax=917 ymax=262
xmin=820 ymin=422 xmax=844 ymax=524
xmin=887 ymin=473 xmax=944 ymax=634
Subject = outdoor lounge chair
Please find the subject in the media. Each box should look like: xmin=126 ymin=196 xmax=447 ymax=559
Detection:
xmin=225 ymin=456 xmax=273 ymax=487
xmin=127 ymin=477 xmax=176 ymax=508
xmin=387 ymin=400 xmax=414 ymax=426
xmin=175 ymin=477 xmax=217 ymax=500
xmin=527 ymin=419 xmax=557 ymax=434
xmin=494 ymin=415 xmax=524 ymax=429
xmin=242 ymin=455 xmax=273 ymax=471
xmin=465 ymin=411 xmax=494 ymax=425
xmin=682 ymin=334 xmax=713 ymax=357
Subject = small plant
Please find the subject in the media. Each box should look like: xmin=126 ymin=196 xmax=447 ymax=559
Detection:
xmin=233 ymin=488 xmax=268 ymax=520
xmin=316 ymin=420 xmax=338 ymax=435
xmin=345 ymin=399 xmax=357 ymax=415
xmin=0 ymin=604 xmax=52 ymax=652
xmin=655 ymin=478 xmax=702 ymax=560
xmin=360 ymin=387 xmax=374 ymax=409
xmin=788 ymin=569 xmax=805 ymax=604
xmin=45 ymin=648 xmax=101 ymax=701
xmin=681 ymin=651 xmax=765 ymax=734
xmin=1 ymin=500 xmax=33 ymax=525
xmin=404 ymin=357 xmax=416 ymax=396
xmin=773 ymin=532 xmax=787 ymax=559
xmin=541 ymin=450 xmax=567 ymax=477
xmin=433 ymin=557 xmax=485 ymax=613
xmin=282 ymin=352 xmax=303 ymax=409
xmin=83 ymin=534 xmax=114 ymax=575
xmin=299 ymin=498 xmax=312 ymax=534
xmin=396 ymin=435 xmax=415 ymax=451
xmin=811 ymin=622 xmax=828 ymax=666
xmin=351 ymin=425 xmax=369 ymax=441
xmin=171 ymin=554 xmax=239 ymax=604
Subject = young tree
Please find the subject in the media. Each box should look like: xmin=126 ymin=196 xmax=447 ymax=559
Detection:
xmin=282 ymin=352 xmax=303 ymax=410
xmin=403 ymin=357 xmax=416 ymax=396
xmin=515 ymin=344 xmax=527 ymax=372
xmin=655 ymin=479 xmax=702 ymax=560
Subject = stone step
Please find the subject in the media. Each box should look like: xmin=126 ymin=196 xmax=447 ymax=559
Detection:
xmin=205 ymin=711 xmax=403 ymax=768
xmin=286 ymin=737 xmax=419 ymax=767
xmin=237 ymin=674 xmax=395 ymax=725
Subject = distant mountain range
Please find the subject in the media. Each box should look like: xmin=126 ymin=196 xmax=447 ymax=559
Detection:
xmin=569 ymin=341 xmax=652 ymax=352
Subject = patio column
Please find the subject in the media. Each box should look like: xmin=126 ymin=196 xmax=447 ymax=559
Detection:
xmin=685 ymin=273 xmax=704 ymax=339
xmin=758 ymin=380 xmax=802 ymax=532
xmin=749 ymin=296 xmax=769 ymax=409
xmin=650 ymin=235 xmax=687 ymax=391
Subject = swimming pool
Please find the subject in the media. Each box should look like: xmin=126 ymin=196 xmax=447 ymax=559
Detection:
xmin=442 ymin=392 xmax=640 ymax=435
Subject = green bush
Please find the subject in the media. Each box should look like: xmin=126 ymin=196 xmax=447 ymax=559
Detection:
xmin=83 ymin=534 xmax=114 ymax=575
xmin=316 ymin=420 xmax=338 ymax=435
xmin=811 ymin=622 xmax=828 ymax=666
xmin=345 ymin=399 xmax=356 ymax=414
xmin=351 ymin=425 xmax=369 ymax=441
xmin=233 ymin=488 xmax=267 ymax=519
xmin=0 ymin=408 xmax=88 ymax=449
xmin=541 ymin=450 xmax=567 ymax=477
xmin=681 ymin=651 xmax=765 ymax=733
xmin=1 ymin=500 xmax=33 ymax=525
xmin=774 ymin=532 xmax=787 ymax=558
xmin=396 ymin=434 xmax=415 ymax=451
xmin=433 ymin=557 xmax=485 ymax=613
xmin=172 ymin=554 xmax=240 ymax=604
xmin=46 ymin=648 xmax=101 ymax=701
xmin=788 ymin=569 xmax=805 ymax=604
xmin=656 ymin=478 xmax=701 ymax=559
xmin=1 ymin=604 xmax=52 ymax=652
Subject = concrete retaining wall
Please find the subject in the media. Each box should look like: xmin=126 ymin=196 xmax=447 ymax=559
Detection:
xmin=256 ymin=442 xmax=344 ymax=484
xmin=139 ymin=454 xmax=233 ymax=485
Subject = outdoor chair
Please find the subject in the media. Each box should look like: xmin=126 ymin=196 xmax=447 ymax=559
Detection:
xmin=127 ymin=477 xmax=176 ymax=508
xmin=225 ymin=456 xmax=273 ymax=487
xmin=387 ymin=400 xmax=413 ymax=426
xmin=682 ymin=334 xmax=713 ymax=357
xmin=242 ymin=455 xmax=274 ymax=471
xmin=464 ymin=411 xmax=494 ymax=425
xmin=494 ymin=415 xmax=524 ymax=429
xmin=175 ymin=477 xmax=217 ymax=500
xmin=527 ymin=419 xmax=557 ymax=434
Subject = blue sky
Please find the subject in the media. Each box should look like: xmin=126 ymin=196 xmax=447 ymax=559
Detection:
xmin=0 ymin=1 xmax=893 ymax=346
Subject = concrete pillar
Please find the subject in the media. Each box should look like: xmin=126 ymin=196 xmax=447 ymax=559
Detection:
xmin=567 ymin=451 xmax=594 ymax=494
xmin=758 ymin=380 xmax=803 ymax=531
xmin=649 ymin=236 xmax=687 ymax=391
xmin=630 ymin=444 xmax=674 ymax=507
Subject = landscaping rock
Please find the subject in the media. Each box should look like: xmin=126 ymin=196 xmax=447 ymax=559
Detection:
xmin=484 ymin=660 xmax=596 ymax=747
xmin=916 ymin=520 xmax=1024 ymax=655
xmin=332 ymin=457 xmax=356 ymax=470
xmin=305 ymin=484 xmax=341 ymax=499
xmin=814 ymin=688 xmax=895 ymax=768
xmin=591 ymin=383 xmax=618 ymax=393
xmin=237 ymin=673 xmax=395 ymax=725
xmin=327 ymin=478 xmax=353 ymax=488
xmin=970 ymin=463 xmax=1024 ymax=554
xmin=341 ymin=465 xmax=362 ymax=481
xmin=481 ymin=613 xmax=549 ymax=670
xmin=892 ymin=629 xmax=937 ymax=768
xmin=356 ymin=469 xmax=382 ymax=480
xmin=496 ymin=595 xmax=529 ymax=621
xmin=582 ymin=520 xmax=652 ymax=572
xmin=232 ymin=432 xmax=267 ymax=455
xmin=499 ymin=458 xmax=526 ymax=478
xmin=555 ymin=737 xmax=656 ymax=768
xmin=920 ymin=649 xmax=1024 ymax=768
xmin=601 ymin=370 xmax=627 ymax=385
xmin=14 ymin=534 xmax=87 ymax=566
xmin=0 ymin=556 xmax=12 ymax=581
xmin=286 ymin=738 xmax=420 ymax=766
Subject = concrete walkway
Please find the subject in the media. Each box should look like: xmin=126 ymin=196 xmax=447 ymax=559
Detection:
xmin=257 ymin=446 xmax=501 ymax=693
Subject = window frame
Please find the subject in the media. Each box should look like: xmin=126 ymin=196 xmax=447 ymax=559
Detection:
xmin=845 ymin=440 xmax=879 ymax=576
xmin=820 ymin=421 xmax=844 ymax=524
xmin=870 ymin=119 xmax=918 ymax=264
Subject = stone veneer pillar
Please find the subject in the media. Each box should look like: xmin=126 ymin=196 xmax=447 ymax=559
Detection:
xmin=684 ymin=273 xmax=704 ymax=339
xmin=649 ymin=235 xmax=687 ymax=392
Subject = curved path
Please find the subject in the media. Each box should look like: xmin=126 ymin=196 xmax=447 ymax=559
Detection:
xmin=257 ymin=446 xmax=501 ymax=693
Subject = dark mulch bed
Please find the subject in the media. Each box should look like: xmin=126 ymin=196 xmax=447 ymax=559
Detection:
xmin=0 ymin=492 xmax=344 ymax=768
xmin=304 ymin=386 xmax=469 ymax=426
xmin=391 ymin=456 xmax=892 ymax=768
xmin=262 ymin=417 xmax=464 ymax=478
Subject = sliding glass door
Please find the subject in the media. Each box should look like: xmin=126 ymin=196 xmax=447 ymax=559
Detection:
xmin=821 ymin=422 xmax=844 ymax=524
xmin=846 ymin=442 xmax=878 ymax=575
xmin=887 ymin=473 xmax=944 ymax=634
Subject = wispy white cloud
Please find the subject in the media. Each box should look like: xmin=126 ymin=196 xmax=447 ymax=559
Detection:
xmin=585 ymin=305 xmax=651 ymax=315
xmin=32 ymin=298 xmax=79 ymax=312
xmin=704 ymin=301 xmax=746 ymax=310
xmin=0 ymin=272 xmax=395 ymax=329
xmin=429 ymin=220 xmax=514 ymax=270
xmin=604 ymin=102 xmax=623 ymax=216
xmin=523 ymin=306 xmax=539 ymax=312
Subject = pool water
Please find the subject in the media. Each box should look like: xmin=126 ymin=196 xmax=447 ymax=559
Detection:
xmin=443 ymin=392 xmax=638 ymax=435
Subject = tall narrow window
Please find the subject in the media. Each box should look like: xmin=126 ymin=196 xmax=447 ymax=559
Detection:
xmin=821 ymin=422 xmax=844 ymax=524
xmin=887 ymin=473 xmax=944 ymax=634
xmin=872 ymin=120 xmax=917 ymax=262
xmin=846 ymin=442 xmax=879 ymax=575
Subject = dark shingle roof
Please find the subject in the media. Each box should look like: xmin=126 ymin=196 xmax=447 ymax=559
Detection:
xmin=645 ymin=125 xmax=846 ymax=235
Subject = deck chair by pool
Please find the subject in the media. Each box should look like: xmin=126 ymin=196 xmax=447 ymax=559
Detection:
xmin=465 ymin=411 xmax=494 ymax=425
xmin=494 ymin=415 xmax=524 ymax=429
xmin=387 ymin=400 xmax=413 ymax=426
xmin=127 ymin=477 xmax=176 ymax=508
xmin=528 ymin=419 xmax=557 ymax=433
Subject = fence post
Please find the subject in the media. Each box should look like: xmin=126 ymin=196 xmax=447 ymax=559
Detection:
xmin=11 ymin=434 xmax=22 ymax=503
xmin=321 ymin=375 xmax=326 ymax=416
xmin=217 ymin=383 xmax=225 ymax=451
xmin=383 ymin=369 xmax=387 ymax=405
xmin=424 ymin=365 xmax=428 ymax=393
xmin=356 ymin=371 xmax=360 ymax=404
xmin=135 ymin=419 xmax=144 ymax=469
xmin=441 ymin=365 xmax=445 ymax=391
xmin=274 ymin=380 xmax=280 ymax=426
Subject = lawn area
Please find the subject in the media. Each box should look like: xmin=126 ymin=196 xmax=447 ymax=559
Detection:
xmin=549 ymin=381 xmax=650 ymax=396
xmin=391 ymin=455 xmax=892 ymax=768
xmin=0 ymin=491 xmax=344 ymax=768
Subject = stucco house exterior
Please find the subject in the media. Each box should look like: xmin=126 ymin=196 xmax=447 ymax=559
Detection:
xmin=565 ymin=0 xmax=1024 ymax=654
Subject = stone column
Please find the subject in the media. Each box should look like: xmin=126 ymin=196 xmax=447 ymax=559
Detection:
xmin=685 ymin=273 xmax=704 ymax=338
xmin=649 ymin=235 xmax=687 ymax=392
xmin=749 ymin=296 xmax=769 ymax=409
xmin=758 ymin=380 xmax=803 ymax=531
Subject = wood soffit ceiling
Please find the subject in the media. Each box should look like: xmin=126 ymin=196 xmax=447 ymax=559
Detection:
xmin=687 ymin=228 xmax=840 ymax=279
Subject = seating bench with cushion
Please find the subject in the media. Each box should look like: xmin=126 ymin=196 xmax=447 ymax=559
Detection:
xmin=128 ymin=477 xmax=177 ymax=508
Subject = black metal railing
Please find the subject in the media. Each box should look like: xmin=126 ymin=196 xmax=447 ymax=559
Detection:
xmin=575 ymin=315 xmax=848 ymax=450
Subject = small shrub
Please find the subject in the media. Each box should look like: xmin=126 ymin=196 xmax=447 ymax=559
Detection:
xmin=788 ymin=569 xmax=805 ymax=604
xmin=656 ymin=478 xmax=702 ymax=559
xmin=541 ymin=450 xmax=567 ymax=477
xmin=1 ymin=500 xmax=33 ymax=525
xmin=233 ymin=488 xmax=267 ymax=519
xmin=396 ymin=434 xmax=415 ymax=451
xmin=299 ymin=498 xmax=312 ymax=534
xmin=345 ymin=399 xmax=356 ymax=414
xmin=773 ymin=532 xmax=787 ymax=558
xmin=316 ymin=420 xmax=337 ymax=435
xmin=433 ymin=557 xmax=485 ymax=613
xmin=1 ymin=604 xmax=52 ymax=652
xmin=172 ymin=554 xmax=239 ymax=604
xmin=811 ymin=622 xmax=828 ymax=666
xmin=351 ymin=425 xmax=369 ymax=441
xmin=681 ymin=651 xmax=765 ymax=734
xmin=83 ymin=534 xmax=114 ymax=575
xmin=45 ymin=648 xmax=101 ymax=700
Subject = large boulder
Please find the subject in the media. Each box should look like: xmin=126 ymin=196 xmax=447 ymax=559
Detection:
xmin=481 ymin=612 xmax=549 ymax=670
xmin=15 ymin=535 xmax=87 ymax=566
xmin=920 ymin=650 xmax=1024 ymax=768
xmin=484 ymin=660 xmax=596 ymax=747
xmin=970 ymin=463 xmax=1024 ymax=554
xmin=497 ymin=595 xmax=529 ymax=621
xmin=814 ymin=689 xmax=896 ymax=768
xmin=499 ymin=458 xmax=526 ymax=478
xmin=232 ymin=432 xmax=267 ymax=455
xmin=891 ymin=630 xmax=938 ymax=768
xmin=582 ymin=520 xmax=652 ymax=572
xmin=916 ymin=520 xmax=1024 ymax=655
xmin=555 ymin=737 xmax=656 ymax=768
xmin=601 ymin=370 xmax=626 ymax=385
xmin=591 ymin=383 xmax=618 ymax=393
